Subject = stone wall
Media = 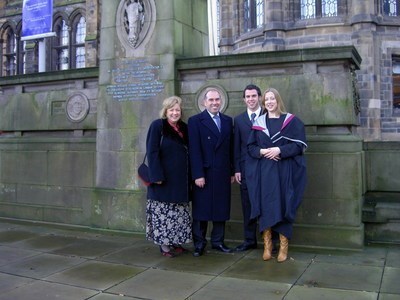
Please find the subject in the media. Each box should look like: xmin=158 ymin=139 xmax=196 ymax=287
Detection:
xmin=218 ymin=0 xmax=400 ymax=142
xmin=177 ymin=46 xmax=365 ymax=249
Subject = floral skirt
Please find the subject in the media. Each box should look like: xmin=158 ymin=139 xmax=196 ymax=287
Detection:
xmin=146 ymin=199 xmax=192 ymax=246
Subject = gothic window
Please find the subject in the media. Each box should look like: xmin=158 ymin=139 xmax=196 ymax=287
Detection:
xmin=393 ymin=58 xmax=400 ymax=110
xmin=244 ymin=0 xmax=264 ymax=32
xmin=1 ymin=26 xmax=17 ymax=76
xmin=301 ymin=0 xmax=338 ymax=19
xmin=383 ymin=0 xmax=400 ymax=16
xmin=52 ymin=17 xmax=69 ymax=70
xmin=71 ymin=15 xmax=86 ymax=68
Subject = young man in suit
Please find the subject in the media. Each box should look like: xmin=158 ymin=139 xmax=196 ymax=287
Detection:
xmin=188 ymin=88 xmax=235 ymax=257
xmin=233 ymin=84 xmax=262 ymax=251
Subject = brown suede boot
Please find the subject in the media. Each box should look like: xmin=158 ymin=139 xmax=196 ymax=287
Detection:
xmin=277 ymin=234 xmax=289 ymax=262
xmin=262 ymin=229 xmax=272 ymax=261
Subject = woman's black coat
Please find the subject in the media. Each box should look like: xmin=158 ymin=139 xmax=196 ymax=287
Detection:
xmin=146 ymin=118 xmax=190 ymax=203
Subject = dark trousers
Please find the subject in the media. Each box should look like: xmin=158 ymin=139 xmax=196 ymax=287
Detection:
xmin=240 ymin=176 xmax=258 ymax=244
xmin=192 ymin=220 xmax=226 ymax=249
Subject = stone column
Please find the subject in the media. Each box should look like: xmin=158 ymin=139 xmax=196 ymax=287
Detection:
xmin=85 ymin=0 xmax=99 ymax=68
xmin=351 ymin=0 xmax=381 ymax=140
xmin=263 ymin=0 xmax=285 ymax=51
xmin=93 ymin=0 xmax=208 ymax=230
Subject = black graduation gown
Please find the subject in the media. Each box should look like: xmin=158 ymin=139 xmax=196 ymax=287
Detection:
xmin=246 ymin=113 xmax=307 ymax=239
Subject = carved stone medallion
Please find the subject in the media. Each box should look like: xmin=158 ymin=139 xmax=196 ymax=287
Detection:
xmin=66 ymin=93 xmax=90 ymax=122
xmin=195 ymin=85 xmax=229 ymax=113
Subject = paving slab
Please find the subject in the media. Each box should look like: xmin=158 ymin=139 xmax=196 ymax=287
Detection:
xmin=0 ymin=230 xmax=39 ymax=244
xmin=50 ymin=238 xmax=128 ymax=259
xmin=107 ymin=268 xmax=213 ymax=300
xmin=156 ymin=250 xmax=244 ymax=276
xmin=313 ymin=246 xmax=386 ymax=267
xmin=285 ymin=285 xmax=378 ymax=300
xmin=190 ymin=276 xmax=291 ymax=300
xmin=46 ymin=260 xmax=145 ymax=290
xmin=379 ymin=293 xmax=400 ymax=300
xmin=222 ymin=256 xmax=309 ymax=284
xmin=90 ymin=293 xmax=141 ymax=299
xmin=101 ymin=240 xmax=168 ymax=267
xmin=380 ymin=266 xmax=400 ymax=294
xmin=385 ymin=248 xmax=400 ymax=268
xmin=0 ymin=253 xmax=86 ymax=279
xmin=245 ymin=247 xmax=316 ymax=263
xmin=296 ymin=261 xmax=383 ymax=292
xmin=0 ymin=245 xmax=40 ymax=266
xmin=0 ymin=280 xmax=97 ymax=300
xmin=0 ymin=273 xmax=34 ymax=294
xmin=12 ymin=234 xmax=79 ymax=251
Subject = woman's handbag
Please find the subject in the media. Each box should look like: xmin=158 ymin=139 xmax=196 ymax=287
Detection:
xmin=138 ymin=124 xmax=164 ymax=187
xmin=138 ymin=154 xmax=151 ymax=186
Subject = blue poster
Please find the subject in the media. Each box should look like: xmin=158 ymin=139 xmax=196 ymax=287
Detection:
xmin=21 ymin=0 xmax=55 ymax=40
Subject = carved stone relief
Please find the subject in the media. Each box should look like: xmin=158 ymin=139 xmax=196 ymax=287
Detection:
xmin=116 ymin=0 xmax=156 ymax=53
xmin=66 ymin=93 xmax=90 ymax=122
xmin=195 ymin=85 xmax=229 ymax=113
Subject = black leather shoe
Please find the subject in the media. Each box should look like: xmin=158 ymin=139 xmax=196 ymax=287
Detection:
xmin=212 ymin=244 xmax=232 ymax=253
xmin=234 ymin=242 xmax=257 ymax=252
xmin=193 ymin=247 xmax=204 ymax=257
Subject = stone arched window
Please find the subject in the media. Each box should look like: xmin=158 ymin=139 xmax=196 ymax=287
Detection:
xmin=0 ymin=24 xmax=17 ymax=76
xmin=52 ymin=16 xmax=69 ymax=70
xmin=0 ymin=21 xmax=38 ymax=76
xmin=301 ymin=0 xmax=338 ymax=19
xmin=71 ymin=13 xmax=86 ymax=68
xmin=244 ymin=0 xmax=264 ymax=32
xmin=382 ymin=0 xmax=400 ymax=16
xmin=290 ymin=0 xmax=346 ymax=20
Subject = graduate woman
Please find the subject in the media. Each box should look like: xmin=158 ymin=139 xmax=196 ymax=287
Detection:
xmin=246 ymin=88 xmax=307 ymax=262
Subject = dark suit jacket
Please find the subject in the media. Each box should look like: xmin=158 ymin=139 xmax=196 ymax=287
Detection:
xmin=188 ymin=109 xmax=233 ymax=221
xmin=233 ymin=111 xmax=254 ymax=175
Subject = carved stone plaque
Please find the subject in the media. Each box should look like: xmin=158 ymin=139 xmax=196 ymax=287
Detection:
xmin=195 ymin=85 xmax=229 ymax=113
xmin=66 ymin=93 xmax=90 ymax=122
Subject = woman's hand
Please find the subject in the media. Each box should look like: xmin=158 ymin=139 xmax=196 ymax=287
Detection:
xmin=260 ymin=147 xmax=281 ymax=161
xmin=195 ymin=177 xmax=205 ymax=188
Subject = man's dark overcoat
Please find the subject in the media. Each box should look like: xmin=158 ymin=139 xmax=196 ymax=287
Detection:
xmin=188 ymin=110 xmax=233 ymax=221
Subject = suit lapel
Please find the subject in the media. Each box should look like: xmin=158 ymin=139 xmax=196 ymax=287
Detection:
xmin=241 ymin=112 xmax=252 ymax=129
xmin=200 ymin=110 xmax=220 ymax=137
xmin=216 ymin=113 xmax=230 ymax=148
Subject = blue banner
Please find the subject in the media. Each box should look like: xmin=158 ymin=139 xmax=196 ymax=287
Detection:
xmin=21 ymin=0 xmax=55 ymax=40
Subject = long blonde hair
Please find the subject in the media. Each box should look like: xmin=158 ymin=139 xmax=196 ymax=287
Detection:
xmin=262 ymin=88 xmax=287 ymax=115
xmin=159 ymin=96 xmax=183 ymax=119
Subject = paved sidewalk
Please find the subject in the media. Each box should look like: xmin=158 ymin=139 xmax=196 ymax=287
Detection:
xmin=0 ymin=219 xmax=399 ymax=300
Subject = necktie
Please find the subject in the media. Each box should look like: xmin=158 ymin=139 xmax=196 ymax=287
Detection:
xmin=213 ymin=114 xmax=221 ymax=131
xmin=251 ymin=113 xmax=256 ymax=124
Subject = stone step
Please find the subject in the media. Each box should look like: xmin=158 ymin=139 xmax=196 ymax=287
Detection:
xmin=365 ymin=221 xmax=400 ymax=244
xmin=362 ymin=192 xmax=400 ymax=223
xmin=362 ymin=201 xmax=400 ymax=223
xmin=362 ymin=192 xmax=400 ymax=244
